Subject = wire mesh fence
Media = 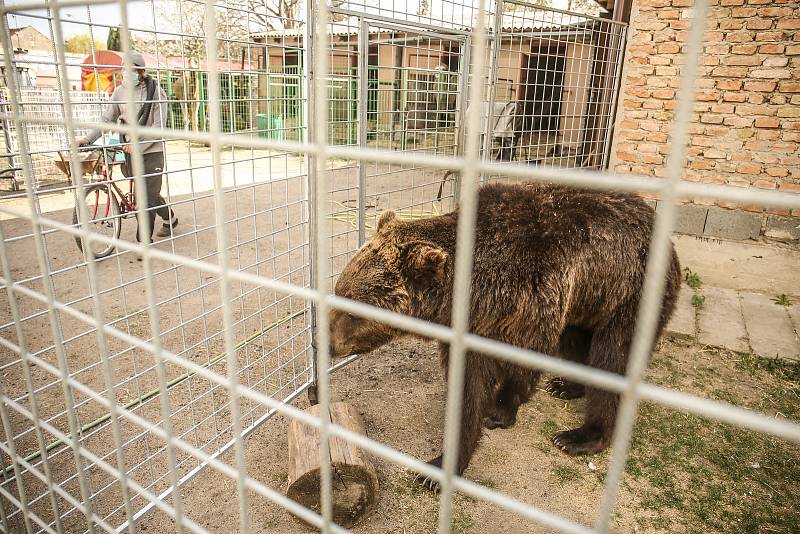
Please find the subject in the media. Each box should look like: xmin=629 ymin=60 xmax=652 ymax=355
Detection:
xmin=0 ymin=0 xmax=797 ymax=532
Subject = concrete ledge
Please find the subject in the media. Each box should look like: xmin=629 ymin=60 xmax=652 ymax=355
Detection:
xmin=652 ymin=202 xmax=799 ymax=243
xmin=764 ymin=215 xmax=800 ymax=241
xmin=674 ymin=204 xmax=708 ymax=236
xmin=702 ymin=207 xmax=763 ymax=241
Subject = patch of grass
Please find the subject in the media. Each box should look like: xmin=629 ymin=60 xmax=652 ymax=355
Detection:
xmin=711 ymin=388 xmax=739 ymax=405
xmin=474 ymin=478 xmax=498 ymax=490
xmin=735 ymin=353 xmax=800 ymax=386
xmin=552 ymin=464 xmax=582 ymax=483
xmin=771 ymin=294 xmax=792 ymax=307
xmin=451 ymin=497 xmax=475 ymax=533
xmin=683 ymin=267 xmax=702 ymax=289
xmin=540 ymin=419 xmax=559 ymax=440
xmin=626 ymin=368 xmax=800 ymax=534
xmin=691 ymin=294 xmax=706 ymax=307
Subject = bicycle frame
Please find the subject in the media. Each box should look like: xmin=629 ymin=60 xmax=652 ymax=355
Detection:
xmin=90 ymin=147 xmax=136 ymax=213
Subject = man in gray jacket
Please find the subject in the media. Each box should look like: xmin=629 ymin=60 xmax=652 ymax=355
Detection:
xmin=79 ymin=52 xmax=178 ymax=242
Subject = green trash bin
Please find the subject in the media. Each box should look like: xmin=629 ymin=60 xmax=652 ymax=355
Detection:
xmin=256 ymin=113 xmax=284 ymax=140
xmin=256 ymin=113 xmax=269 ymax=139
xmin=270 ymin=115 xmax=284 ymax=141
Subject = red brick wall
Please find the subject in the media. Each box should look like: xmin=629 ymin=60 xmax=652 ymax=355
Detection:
xmin=610 ymin=0 xmax=800 ymax=218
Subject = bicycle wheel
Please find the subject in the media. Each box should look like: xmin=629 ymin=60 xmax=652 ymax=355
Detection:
xmin=72 ymin=183 xmax=121 ymax=259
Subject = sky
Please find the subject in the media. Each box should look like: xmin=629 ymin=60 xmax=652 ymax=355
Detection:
xmin=6 ymin=2 xmax=134 ymax=40
xmin=5 ymin=0 xmax=590 ymax=41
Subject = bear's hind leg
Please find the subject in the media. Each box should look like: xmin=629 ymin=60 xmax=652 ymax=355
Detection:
xmin=547 ymin=327 xmax=592 ymax=400
xmin=553 ymin=305 xmax=635 ymax=456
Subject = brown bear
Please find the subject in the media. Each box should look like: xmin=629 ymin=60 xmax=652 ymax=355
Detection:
xmin=328 ymin=181 xmax=681 ymax=491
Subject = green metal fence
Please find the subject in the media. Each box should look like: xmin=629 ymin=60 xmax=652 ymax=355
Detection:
xmin=158 ymin=70 xmax=258 ymax=135
xmin=151 ymin=63 xmax=459 ymax=146
xmin=259 ymin=64 xmax=304 ymax=142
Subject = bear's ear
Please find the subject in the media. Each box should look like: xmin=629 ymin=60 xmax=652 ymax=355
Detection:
xmin=376 ymin=211 xmax=397 ymax=233
xmin=400 ymin=242 xmax=448 ymax=283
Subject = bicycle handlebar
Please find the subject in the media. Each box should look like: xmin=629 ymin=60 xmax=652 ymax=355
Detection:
xmin=77 ymin=144 xmax=125 ymax=153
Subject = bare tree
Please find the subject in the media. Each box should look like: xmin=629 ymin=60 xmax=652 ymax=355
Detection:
xmin=503 ymin=0 xmax=553 ymax=12
xmin=227 ymin=0 xmax=303 ymax=31
xmin=417 ymin=0 xmax=431 ymax=17
xmin=565 ymin=0 xmax=603 ymax=15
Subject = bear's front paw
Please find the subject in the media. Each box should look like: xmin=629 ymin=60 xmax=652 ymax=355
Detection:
xmin=553 ymin=426 xmax=608 ymax=456
xmin=546 ymin=378 xmax=586 ymax=400
xmin=413 ymin=456 xmax=443 ymax=493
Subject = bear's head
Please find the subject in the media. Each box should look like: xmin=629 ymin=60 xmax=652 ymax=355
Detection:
xmin=329 ymin=211 xmax=448 ymax=359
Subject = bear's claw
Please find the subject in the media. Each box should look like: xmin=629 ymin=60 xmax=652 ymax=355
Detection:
xmin=413 ymin=473 xmax=441 ymax=493
xmin=546 ymin=378 xmax=586 ymax=400
xmin=414 ymin=455 xmax=444 ymax=492
xmin=553 ymin=427 xmax=608 ymax=456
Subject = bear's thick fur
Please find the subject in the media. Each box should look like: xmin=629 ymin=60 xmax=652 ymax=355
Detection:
xmin=329 ymin=181 xmax=681 ymax=490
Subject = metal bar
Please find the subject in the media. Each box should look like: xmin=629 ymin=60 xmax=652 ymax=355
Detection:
xmin=452 ymin=34 xmax=472 ymax=200
xmin=201 ymin=1 xmax=250 ymax=530
xmin=311 ymin=0 xmax=335 ymax=531
xmin=601 ymin=25 xmax=628 ymax=170
xmin=502 ymin=0 xmax=630 ymax=26
xmin=357 ymin=17 xmax=369 ymax=247
xmin=0 ymin=2 xmax=98 ymax=530
xmin=3 ymin=112 xmax=799 ymax=209
xmin=45 ymin=2 xmax=138 ymax=531
xmin=304 ymin=0 xmax=320 ymax=408
xmin=481 ymin=0 xmax=504 ymax=173
xmin=437 ymin=0 xmax=489 ymax=530
xmin=328 ymin=6 xmax=473 ymax=36
xmin=595 ymin=0 xmax=711 ymax=531
xmin=115 ymin=2 xmax=187 ymax=532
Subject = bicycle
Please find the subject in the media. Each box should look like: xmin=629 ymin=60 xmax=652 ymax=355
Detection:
xmin=57 ymin=144 xmax=135 ymax=259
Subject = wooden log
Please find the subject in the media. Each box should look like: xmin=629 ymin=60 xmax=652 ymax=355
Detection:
xmin=287 ymin=402 xmax=379 ymax=528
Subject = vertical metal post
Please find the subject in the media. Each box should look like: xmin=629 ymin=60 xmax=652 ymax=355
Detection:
xmin=601 ymin=25 xmax=628 ymax=170
xmin=47 ymin=0 xmax=138 ymax=531
xmin=481 ymin=0 xmax=504 ymax=176
xmin=357 ymin=18 xmax=369 ymax=247
xmin=437 ymin=0 xmax=490 ymax=529
xmin=596 ymin=0 xmax=709 ymax=531
xmin=304 ymin=0 xmax=319 ymax=406
xmin=116 ymin=0 xmax=188 ymax=530
xmin=452 ymin=35 xmax=471 ymax=201
xmin=0 ymin=3 xmax=97 ymax=530
xmin=310 ymin=0 xmax=335 ymax=529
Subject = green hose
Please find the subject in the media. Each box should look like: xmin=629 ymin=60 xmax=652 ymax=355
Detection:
xmin=3 ymin=309 xmax=306 ymax=476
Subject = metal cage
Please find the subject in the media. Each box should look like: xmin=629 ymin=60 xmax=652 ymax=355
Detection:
xmin=0 ymin=0 xmax=798 ymax=532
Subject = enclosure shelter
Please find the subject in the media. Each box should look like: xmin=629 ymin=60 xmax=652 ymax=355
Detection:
xmin=0 ymin=0 xmax=797 ymax=532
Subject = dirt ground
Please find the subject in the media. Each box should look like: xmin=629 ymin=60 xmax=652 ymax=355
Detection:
xmin=0 ymin=155 xmax=459 ymax=531
xmin=140 ymin=336 xmax=800 ymax=534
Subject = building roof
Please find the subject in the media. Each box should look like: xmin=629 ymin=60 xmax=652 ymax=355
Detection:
xmin=252 ymin=16 xmax=601 ymax=41
xmin=80 ymin=50 xmax=256 ymax=72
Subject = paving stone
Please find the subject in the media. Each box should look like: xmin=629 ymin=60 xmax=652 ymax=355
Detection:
xmin=741 ymin=293 xmax=800 ymax=361
xmin=789 ymin=304 xmax=800 ymax=334
xmin=697 ymin=287 xmax=749 ymax=352
xmin=666 ymin=284 xmax=696 ymax=339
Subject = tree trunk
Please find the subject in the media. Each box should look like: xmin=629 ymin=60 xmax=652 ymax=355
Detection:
xmin=287 ymin=402 xmax=379 ymax=528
